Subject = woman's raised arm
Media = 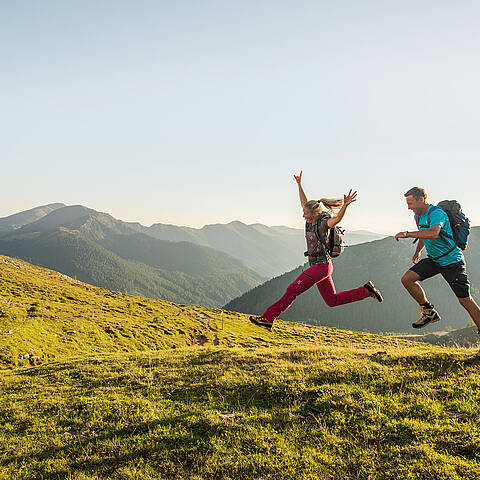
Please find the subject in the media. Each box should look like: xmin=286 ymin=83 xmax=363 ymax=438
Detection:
xmin=327 ymin=189 xmax=357 ymax=228
xmin=294 ymin=171 xmax=308 ymax=207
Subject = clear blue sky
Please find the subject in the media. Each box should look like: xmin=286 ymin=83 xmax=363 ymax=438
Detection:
xmin=2 ymin=0 xmax=479 ymax=234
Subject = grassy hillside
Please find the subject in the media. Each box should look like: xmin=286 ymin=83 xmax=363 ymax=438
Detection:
xmin=0 ymin=254 xmax=276 ymax=366
xmin=2 ymin=256 xmax=480 ymax=479
xmin=3 ymin=344 xmax=480 ymax=479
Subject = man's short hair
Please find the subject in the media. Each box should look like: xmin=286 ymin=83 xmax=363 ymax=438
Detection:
xmin=405 ymin=187 xmax=427 ymax=201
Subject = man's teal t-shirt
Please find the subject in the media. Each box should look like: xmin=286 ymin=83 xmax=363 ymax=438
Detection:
xmin=415 ymin=205 xmax=464 ymax=266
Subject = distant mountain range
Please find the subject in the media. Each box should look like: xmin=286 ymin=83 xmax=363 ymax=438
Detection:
xmin=0 ymin=203 xmax=385 ymax=308
xmin=136 ymin=219 xmax=384 ymax=278
xmin=0 ymin=203 xmax=384 ymax=276
xmin=225 ymin=228 xmax=480 ymax=334
xmin=0 ymin=203 xmax=66 ymax=234
xmin=0 ymin=204 xmax=263 ymax=307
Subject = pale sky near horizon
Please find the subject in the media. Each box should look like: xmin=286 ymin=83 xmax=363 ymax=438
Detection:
xmin=2 ymin=1 xmax=480 ymax=235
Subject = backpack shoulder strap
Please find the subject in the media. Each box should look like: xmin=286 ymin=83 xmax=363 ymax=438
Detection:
xmin=425 ymin=205 xmax=441 ymax=225
xmin=427 ymin=205 xmax=455 ymax=247
xmin=314 ymin=213 xmax=330 ymax=240
xmin=417 ymin=205 xmax=439 ymax=228
xmin=427 ymin=205 xmax=442 ymax=221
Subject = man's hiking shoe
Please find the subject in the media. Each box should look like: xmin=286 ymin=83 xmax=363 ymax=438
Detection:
xmin=249 ymin=316 xmax=274 ymax=331
xmin=364 ymin=281 xmax=383 ymax=302
xmin=412 ymin=305 xmax=441 ymax=329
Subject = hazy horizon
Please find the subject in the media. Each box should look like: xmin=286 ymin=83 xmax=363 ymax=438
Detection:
xmin=0 ymin=202 xmax=393 ymax=235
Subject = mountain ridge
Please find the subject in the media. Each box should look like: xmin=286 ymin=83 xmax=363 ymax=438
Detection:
xmin=0 ymin=204 xmax=385 ymax=278
xmin=0 ymin=203 xmax=66 ymax=233
xmin=0 ymin=208 xmax=265 ymax=307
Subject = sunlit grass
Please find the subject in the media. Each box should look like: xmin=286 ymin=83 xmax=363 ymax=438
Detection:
xmin=1 ymin=255 xmax=480 ymax=479
xmin=1 ymin=345 xmax=480 ymax=479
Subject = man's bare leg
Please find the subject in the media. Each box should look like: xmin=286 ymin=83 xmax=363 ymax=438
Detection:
xmin=401 ymin=270 xmax=428 ymax=304
xmin=458 ymin=297 xmax=480 ymax=329
xmin=401 ymin=270 xmax=441 ymax=328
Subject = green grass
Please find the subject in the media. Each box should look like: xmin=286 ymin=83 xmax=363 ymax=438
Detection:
xmin=2 ymin=345 xmax=480 ymax=479
xmin=0 ymin=255 xmax=409 ymax=367
xmin=1 ymin=255 xmax=480 ymax=479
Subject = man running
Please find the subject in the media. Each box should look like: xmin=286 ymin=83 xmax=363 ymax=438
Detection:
xmin=396 ymin=187 xmax=480 ymax=337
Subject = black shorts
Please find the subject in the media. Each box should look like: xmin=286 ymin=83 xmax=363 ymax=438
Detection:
xmin=409 ymin=258 xmax=470 ymax=298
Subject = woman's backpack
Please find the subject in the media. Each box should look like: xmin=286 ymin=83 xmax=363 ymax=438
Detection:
xmin=326 ymin=225 xmax=345 ymax=257
xmin=315 ymin=215 xmax=345 ymax=257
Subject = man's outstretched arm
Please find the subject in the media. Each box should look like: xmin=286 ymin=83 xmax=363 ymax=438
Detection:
xmin=395 ymin=225 xmax=442 ymax=241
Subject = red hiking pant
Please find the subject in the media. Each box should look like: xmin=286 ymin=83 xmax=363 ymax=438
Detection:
xmin=263 ymin=261 xmax=369 ymax=321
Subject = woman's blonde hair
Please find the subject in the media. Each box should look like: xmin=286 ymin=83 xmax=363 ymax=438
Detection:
xmin=304 ymin=198 xmax=343 ymax=214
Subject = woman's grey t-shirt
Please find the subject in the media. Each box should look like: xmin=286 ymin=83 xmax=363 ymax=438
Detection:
xmin=305 ymin=215 xmax=331 ymax=265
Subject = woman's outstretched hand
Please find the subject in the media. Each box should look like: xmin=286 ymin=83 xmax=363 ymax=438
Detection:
xmin=294 ymin=171 xmax=303 ymax=184
xmin=343 ymin=189 xmax=357 ymax=206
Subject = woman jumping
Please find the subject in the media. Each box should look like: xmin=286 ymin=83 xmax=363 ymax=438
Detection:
xmin=250 ymin=171 xmax=383 ymax=331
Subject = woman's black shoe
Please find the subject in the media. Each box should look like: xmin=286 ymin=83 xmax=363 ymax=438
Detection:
xmin=249 ymin=316 xmax=274 ymax=331
xmin=364 ymin=281 xmax=383 ymax=302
